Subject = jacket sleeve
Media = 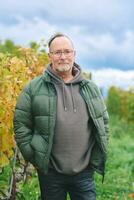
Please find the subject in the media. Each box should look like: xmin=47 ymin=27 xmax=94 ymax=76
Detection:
xmin=103 ymin=108 xmax=109 ymax=143
xmin=95 ymin=85 xmax=110 ymax=144
xmin=13 ymin=84 xmax=34 ymax=162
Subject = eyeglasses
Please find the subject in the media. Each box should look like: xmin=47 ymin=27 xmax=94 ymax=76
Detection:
xmin=50 ymin=49 xmax=74 ymax=57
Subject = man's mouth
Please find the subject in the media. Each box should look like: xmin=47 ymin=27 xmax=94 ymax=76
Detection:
xmin=59 ymin=63 xmax=68 ymax=65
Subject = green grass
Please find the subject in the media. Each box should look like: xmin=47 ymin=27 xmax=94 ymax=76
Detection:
xmin=96 ymin=115 xmax=134 ymax=200
xmin=0 ymin=114 xmax=134 ymax=200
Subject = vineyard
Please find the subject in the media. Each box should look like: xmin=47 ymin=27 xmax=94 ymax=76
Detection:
xmin=0 ymin=42 xmax=49 ymax=168
xmin=0 ymin=41 xmax=134 ymax=199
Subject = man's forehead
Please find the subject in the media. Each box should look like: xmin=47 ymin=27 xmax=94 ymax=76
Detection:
xmin=50 ymin=36 xmax=73 ymax=49
xmin=51 ymin=36 xmax=71 ymax=44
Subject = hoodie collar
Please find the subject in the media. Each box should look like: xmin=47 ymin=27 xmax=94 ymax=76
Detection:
xmin=45 ymin=62 xmax=84 ymax=84
xmin=44 ymin=63 xmax=84 ymax=113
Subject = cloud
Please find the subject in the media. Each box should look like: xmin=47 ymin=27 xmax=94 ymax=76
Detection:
xmin=1 ymin=0 xmax=134 ymax=31
xmin=0 ymin=16 xmax=134 ymax=70
xmin=0 ymin=0 xmax=134 ymax=70
xmin=90 ymin=68 xmax=134 ymax=89
xmin=73 ymin=30 xmax=134 ymax=70
xmin=87 ymin=68 xmax=134 ymax=96
xmin=0 ymin=17 xmax=56 ymax=44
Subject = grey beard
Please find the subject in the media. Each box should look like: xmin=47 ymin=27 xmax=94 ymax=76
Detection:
xmin=55 ymin=65 xmax=72 ymax=72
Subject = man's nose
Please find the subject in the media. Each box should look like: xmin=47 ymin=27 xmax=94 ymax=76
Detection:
xmin=60 ymin=52 xmax=66 ymax=58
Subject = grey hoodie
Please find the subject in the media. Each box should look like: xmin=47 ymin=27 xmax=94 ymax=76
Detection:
xmin=46 ymin=63 xmax=95 ymax=174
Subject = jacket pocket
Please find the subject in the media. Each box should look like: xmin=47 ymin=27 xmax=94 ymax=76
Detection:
xmin=30 ymin=133 xmax=48 ymax=154
xmin=19 ymin=142 xmax=34 ymax=161
xmin=90 ymin=143 xmax=106 ymax=174
xmin=30 ymin=133 xmax=49 ymax=170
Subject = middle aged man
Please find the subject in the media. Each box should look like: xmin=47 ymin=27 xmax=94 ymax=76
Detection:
xmin=14 ymin=33 xmax=109 ymax=200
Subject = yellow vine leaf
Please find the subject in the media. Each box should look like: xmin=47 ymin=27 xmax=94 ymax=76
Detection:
xmin=0 ymin=46 xmax=49 ymax=167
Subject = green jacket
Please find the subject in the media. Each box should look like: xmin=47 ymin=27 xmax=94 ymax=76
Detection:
xmin=14 ymin=71 xmax=109 ymax=175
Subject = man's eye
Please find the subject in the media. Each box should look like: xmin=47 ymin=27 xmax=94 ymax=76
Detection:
xmin=55 ymin=51 xmax=61 ymax=55
xmin=65 ymin=50 xmax=70 ymax=54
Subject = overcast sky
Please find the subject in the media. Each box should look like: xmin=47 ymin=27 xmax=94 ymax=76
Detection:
xmin=0 ymin=0 xmax=134 ymax=89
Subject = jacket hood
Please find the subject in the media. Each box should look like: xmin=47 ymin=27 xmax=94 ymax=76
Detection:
xmin=45 ymin=62 xmax=84 ymax=84
xmin=45 ymin=63 xmax=84 ymax=113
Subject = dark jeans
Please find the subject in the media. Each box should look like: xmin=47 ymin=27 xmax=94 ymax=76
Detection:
xmin=37 ymin=167 xmax=96 ymax=200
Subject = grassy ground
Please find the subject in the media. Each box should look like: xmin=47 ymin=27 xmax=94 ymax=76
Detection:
xmin=95 ymin=115 xmax=134 ymax=200
xmin=0 ymin=114 xmax=134 ymax=199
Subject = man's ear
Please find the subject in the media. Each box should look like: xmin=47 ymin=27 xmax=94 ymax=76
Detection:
xmin=48 ymin=53 xmax=52 ymax=61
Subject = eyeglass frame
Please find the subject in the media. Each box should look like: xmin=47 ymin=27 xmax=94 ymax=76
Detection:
xmin=49 ymin=49 xmax=75 ymax=58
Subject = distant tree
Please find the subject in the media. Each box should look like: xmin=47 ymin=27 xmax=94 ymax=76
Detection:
xmin=82 ymin=72 xmax=92 ymax=80
xmin=29 ymin=39 xmax=47 ymax=53
xmin=29 ymin=41 xmax=40 ymax=52
xmin=0 ymin=39 xmax=21 ymax=56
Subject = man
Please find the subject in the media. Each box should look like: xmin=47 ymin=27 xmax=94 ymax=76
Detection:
xmin=13 ymin=33 xmax=109 ymax=200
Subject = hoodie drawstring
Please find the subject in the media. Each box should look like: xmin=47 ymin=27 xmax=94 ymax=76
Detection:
xmin=62 ymin=83 xmax=77 ymax=113
xmin=46 ymin=64 xmax=83 ymax=113
xmin=71 ymin=84 xmax=77 ymax=113
xmin=62 ymin=83 xmax=67 ymax=111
